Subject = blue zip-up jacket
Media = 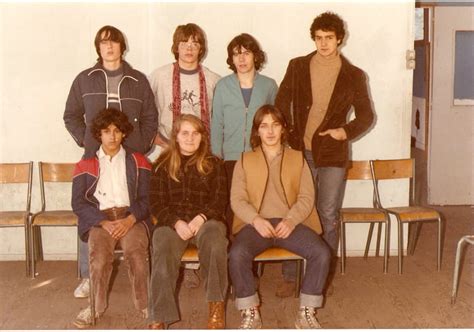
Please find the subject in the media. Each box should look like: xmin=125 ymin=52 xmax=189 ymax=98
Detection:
xmin=64 ymin=61 xmax=158 ymax=156
xmin=72 ymin=149 xmax=152 ymax=241
xmin=211 ymin=72 xmax=278 ymax=161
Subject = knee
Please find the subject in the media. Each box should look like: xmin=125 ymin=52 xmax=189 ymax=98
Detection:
xmin=306 ymin=242 xmax=331 ymax=267
xmin=229 ymin=243 xmax=254 ymax=268
xmin=89 ymin=249 xmax=113 ymax=271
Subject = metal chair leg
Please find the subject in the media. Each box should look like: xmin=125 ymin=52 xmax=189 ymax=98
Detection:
xmin=437 ymin=217 xmax=442 ymax=271
xmin=397 ymin=218 xmax=403 ymax=274
xmin=364 ymin=223 xmax=375 ymax=260
xmin=76 ymin=234 xmax=81 ymax=279
xmin=295 ymin=259 xmax=302 ymax=298
xmin=24 ymin=215 xmax=31 ymax=277
xmin=375 ymin=222 xmax=382 ymax=257
xmin=451 ymin=237 xmax=466 ymax=304
xmin=340 ymin=222 xmax=346 ymax=274
xmin=30 ymin=225 xmax=36 ymax=279
xmin=383 ymin=219 xmax=390 ymax=274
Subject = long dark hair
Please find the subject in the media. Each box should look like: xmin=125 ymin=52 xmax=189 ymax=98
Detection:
xmin=250 ymin=105 xmax=288 ymax=149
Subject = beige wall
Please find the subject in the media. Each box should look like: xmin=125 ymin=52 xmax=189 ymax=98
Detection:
xmin=0 ymin=2 xmax=415 ymax=259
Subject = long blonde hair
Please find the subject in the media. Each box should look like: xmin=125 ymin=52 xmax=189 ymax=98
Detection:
xmin=155 ymin=114 xmax=213 ymax=182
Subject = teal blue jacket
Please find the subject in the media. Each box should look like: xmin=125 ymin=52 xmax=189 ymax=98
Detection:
xmin=211 ymin=73 xmax=278 ymax=161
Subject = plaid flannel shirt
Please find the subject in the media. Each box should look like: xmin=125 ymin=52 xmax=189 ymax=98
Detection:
xmin=150 ymin=155 xmax=228 ymax=229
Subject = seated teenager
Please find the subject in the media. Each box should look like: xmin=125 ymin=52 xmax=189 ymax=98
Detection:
xmin=71 ymin=108 xmax=152 ymax=328
xmin=229 ymin=105 xmax=331 ymax=329
xmin=148 ymin=114 xmax=228 ymax=329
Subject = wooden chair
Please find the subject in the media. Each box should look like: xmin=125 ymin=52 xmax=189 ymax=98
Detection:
xmin=339 ymin=160 xmax=391 ymax=274
xmin=0 ymin=162 xmax=33 ymax=276
xmin=182 ymin=245 xmax=304 ymax=298
xmin=30 ymin=162 xmax=79 ymax=278
xmin=370 ymin=158 xmax=443 ymax=274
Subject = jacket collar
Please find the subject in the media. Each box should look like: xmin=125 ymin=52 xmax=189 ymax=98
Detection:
xmin=87 ymin=60 xmax=138 ymax=81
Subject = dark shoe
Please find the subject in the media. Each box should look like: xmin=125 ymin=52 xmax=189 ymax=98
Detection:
xmin=148 ymin=322 xmax=165 ymax=329
xmin=208 ymin=301 xmax=225 ymax=329
xmin=183 ymin=269 xmax=200 ymax=288
xmin=276 ymin=280 xmax=296 ymax=298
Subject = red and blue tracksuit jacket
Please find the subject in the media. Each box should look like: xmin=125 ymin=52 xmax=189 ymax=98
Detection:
xmin=72 ymin=150 xmax=152 ymax=241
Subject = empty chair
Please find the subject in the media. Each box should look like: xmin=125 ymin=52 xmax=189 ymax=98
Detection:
xmin=0 ymin=162 xmax=33 ymax=276
xmin=30 ymin=162 xmax=78 ymax=278
xmin=370 ymin=158 xmax=443 ymax=274
xmin=451 ymin=235 xmax=474 ymax=304
xmin=339 ymin=160 xmax=390 ymax=274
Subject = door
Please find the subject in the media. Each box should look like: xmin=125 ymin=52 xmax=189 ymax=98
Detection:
xmin=429 ymin=6 xmax=474 ymax=205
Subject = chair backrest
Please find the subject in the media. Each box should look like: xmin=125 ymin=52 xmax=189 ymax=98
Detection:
xmin=38 ymin=162 xmax=76 ymax=211
xmin=345 ymin=160 xmax=373 ymax=180
xmin=344 ymin=160 xmax=379 ymax=208
xmin=370 ymin=158 xmax=415 ymax=207
xmin=0 ymin=162 xmax=33 ymax=212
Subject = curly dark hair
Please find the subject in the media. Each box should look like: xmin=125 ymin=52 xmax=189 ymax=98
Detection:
xmin=226 ymin=33 xmax=266 ymax=72
xmin=94 ymin=25 xmax=127 ymax=63
xmin=91 ymin=108 xmax=133 ymax=142
xmin=250 ymin=105 xmax=288 ymax=149
xmin=310 ymin=11 xmax=345 ymax=44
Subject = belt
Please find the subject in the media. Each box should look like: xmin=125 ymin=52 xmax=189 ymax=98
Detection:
xmin=101 ymin=206 xmax=129 ymax=221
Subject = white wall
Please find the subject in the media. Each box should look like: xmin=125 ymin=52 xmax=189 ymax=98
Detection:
xmin=0 ymin=2 xmax=415 ymax=260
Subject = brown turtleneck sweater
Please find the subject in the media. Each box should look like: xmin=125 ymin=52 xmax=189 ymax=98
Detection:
xmin=303 ymin=52 xmax=342 ymax=150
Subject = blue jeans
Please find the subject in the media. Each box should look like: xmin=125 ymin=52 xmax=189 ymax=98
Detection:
xmin=282 ymin=151 xmax=346 ymax=281
xmin=230 ymin=219 xmax=331 ymax=309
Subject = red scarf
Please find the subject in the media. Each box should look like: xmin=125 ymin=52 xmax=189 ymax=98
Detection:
xmin=172 ymin=62 xmax=210 ymax=132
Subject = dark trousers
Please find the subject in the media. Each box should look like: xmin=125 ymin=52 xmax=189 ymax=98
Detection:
xmin=229 ymin=218 xmax=331 ymax=309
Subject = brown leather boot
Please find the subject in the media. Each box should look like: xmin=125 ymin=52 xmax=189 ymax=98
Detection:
xmin=207 ymin=301 xmax=225 ymax=329
xmin=148 ymin=322 xmax=165 ymax=329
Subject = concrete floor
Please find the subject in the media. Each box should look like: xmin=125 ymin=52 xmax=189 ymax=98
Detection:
xmin=0 ymin=205 xmax=472 ymax=329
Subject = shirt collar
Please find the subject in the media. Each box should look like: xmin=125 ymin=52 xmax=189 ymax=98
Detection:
xmin=96 ymin=145 xmax=125 ymax=161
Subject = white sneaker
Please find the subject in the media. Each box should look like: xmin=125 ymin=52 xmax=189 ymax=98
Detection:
xmin=74 ymin=278 xmax=90 ymax=298
xmin=295 ymin=306 xmax=321 ymax=329
xmin=239 ymin=307 xmax=262 ymax=329
xmin=73 ymin=306 xmax=98 ymax=329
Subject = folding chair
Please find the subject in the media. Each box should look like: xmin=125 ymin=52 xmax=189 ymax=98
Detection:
xmin=0 ymin=162 xmax=33 ymax=276
xmin=370 ymin=158 xmax=443 ymax=274
xmin=339 ymin=160 xmax=391 ymax=274
xmin=30 ymin=162 xmax=79 ymax=278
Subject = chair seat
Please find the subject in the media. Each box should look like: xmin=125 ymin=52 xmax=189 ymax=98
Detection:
xmin=0 ymin=211 xmax=29 ymax=225
xmin=31 ymin=210 xmax=78 ymax=226
xmin=341 ymin=207 xmax=387 ymax=222
xmin=181 ymin=246 xmax=199 ymax=262
xmin=180 ymin=246 xmax=303 ymax=263
xmin=386 ymin=206 xmax=440 ymax=222
xmin=255 ymin=247 xmax=302 ymax=261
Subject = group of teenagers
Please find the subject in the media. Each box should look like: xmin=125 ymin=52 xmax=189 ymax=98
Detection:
xmin=63 ymin=10 xmax=374 ymax=330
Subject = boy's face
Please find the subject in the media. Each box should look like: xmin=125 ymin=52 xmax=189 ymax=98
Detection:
xmin=232 ymin=46 xmax=255 ymax=74
xmin=99 ymin=31 xmax=122 ymax=65
xmin=258 ymin=114 xmax=283 ymax=149
xmin=177 ymin=36 xmax=200 ymax=68
xmin=99 ymin=123 xmax=124 ymax=156
xmin=314 ymin=30 xmax=340 ymax=58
